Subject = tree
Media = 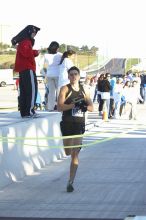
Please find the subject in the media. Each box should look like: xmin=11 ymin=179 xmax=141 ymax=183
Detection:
xmin=59 ymin=44 xmax=67 ymax=53
xmin=90 ymin=46 xmax=99 ymax=55
xmin=80 ymin=45 xmax=89 ymax=52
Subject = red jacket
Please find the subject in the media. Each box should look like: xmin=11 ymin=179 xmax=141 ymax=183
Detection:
xmin=14 ymin=39 xmax=39 ymax=72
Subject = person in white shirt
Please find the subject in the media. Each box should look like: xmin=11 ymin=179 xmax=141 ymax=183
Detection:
xmin=113 ymin=78 xmax=123 ymax=119
xmin=121 ymin=80 xmax=143 ymax=120
xmin=58 ymin=49 xmax=75 ymax=90
xmin=44 ymin=41 xmax=62 ymax=111
xmin=129 ymin=80 xmax=143 ymax=120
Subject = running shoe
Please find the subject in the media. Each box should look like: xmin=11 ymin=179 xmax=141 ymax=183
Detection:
xmin=32 ymin=113 xmax=40 ymax=118
xmin=67 ymin=181 xmax=74 ymax=192
xmin=22 ymin=115 xmax=32 ymax=119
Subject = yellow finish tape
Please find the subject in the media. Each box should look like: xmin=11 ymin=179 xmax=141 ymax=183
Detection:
xmin=0 ymin=126 xmax=137 ymax=141
xmin=0 ymin=124 xmax=145 ymax=149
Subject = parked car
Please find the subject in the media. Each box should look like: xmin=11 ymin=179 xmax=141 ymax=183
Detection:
xmin=0 ymin=69 xmax=15 ymax=87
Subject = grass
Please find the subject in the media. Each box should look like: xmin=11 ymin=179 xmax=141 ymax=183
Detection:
xmin=0 ymin=54 xmax=16 ymax=69
xmin=0 ymin=54 xmax=142 ymax=75
xmin=0 ymin=54 xmax=16 ymax=65
xmin=71 ymin=54 xmax=97 ymax=69
xmin=0 ymin=54 xmax=97 ymax=70
xmin=125 ymin=58 xmax=140 ymax=72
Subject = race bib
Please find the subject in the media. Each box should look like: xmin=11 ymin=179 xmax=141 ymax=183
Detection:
xmin=72 ymin=107 xmax=84 ymax=117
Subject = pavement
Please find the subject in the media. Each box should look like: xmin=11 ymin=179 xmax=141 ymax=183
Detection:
xmin=0 ymin=103 xmax=146 ymax=219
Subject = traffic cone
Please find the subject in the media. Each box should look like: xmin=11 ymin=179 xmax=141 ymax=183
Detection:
xmin=102 ymin=101 xmax=108 ymax=121
xmin=102 ymin=110 xmax=108 ymax=121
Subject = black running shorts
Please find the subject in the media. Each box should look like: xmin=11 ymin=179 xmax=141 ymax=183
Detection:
xmin=60 ymin=120 xmax=85 ymax=137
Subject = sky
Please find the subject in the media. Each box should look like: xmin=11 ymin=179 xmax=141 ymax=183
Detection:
xmin=1 ymin=0 xmax=146 ymax=58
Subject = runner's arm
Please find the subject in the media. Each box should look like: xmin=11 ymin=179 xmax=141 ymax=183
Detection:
xmin=57 ymin=86 xmax=75 ymax=111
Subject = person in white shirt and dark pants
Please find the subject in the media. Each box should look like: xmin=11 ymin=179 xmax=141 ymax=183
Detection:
xmin=44 ymin=41 xmax=62 ymax=111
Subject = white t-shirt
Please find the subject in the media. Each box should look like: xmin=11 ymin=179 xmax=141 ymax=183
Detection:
xmin=35 ymin=54 xmax=45 ymax=76
xmin=113 ymin=84 xmax=123 ymax=102
xmin=44 ymin=52 xmax=62 ymax=77
xmin=58 ymin=58 xmax=73 ymax=87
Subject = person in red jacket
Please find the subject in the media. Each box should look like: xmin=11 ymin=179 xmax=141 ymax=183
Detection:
xmin=11 ymin=25 xmax=40 ymax=118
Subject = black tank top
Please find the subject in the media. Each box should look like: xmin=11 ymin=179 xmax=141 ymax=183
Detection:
xmin=62 ymin=84 xmax=85 ymax=123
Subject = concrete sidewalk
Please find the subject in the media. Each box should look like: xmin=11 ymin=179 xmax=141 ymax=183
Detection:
xmin=0 ymin=104 xmax=146 ymax=219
